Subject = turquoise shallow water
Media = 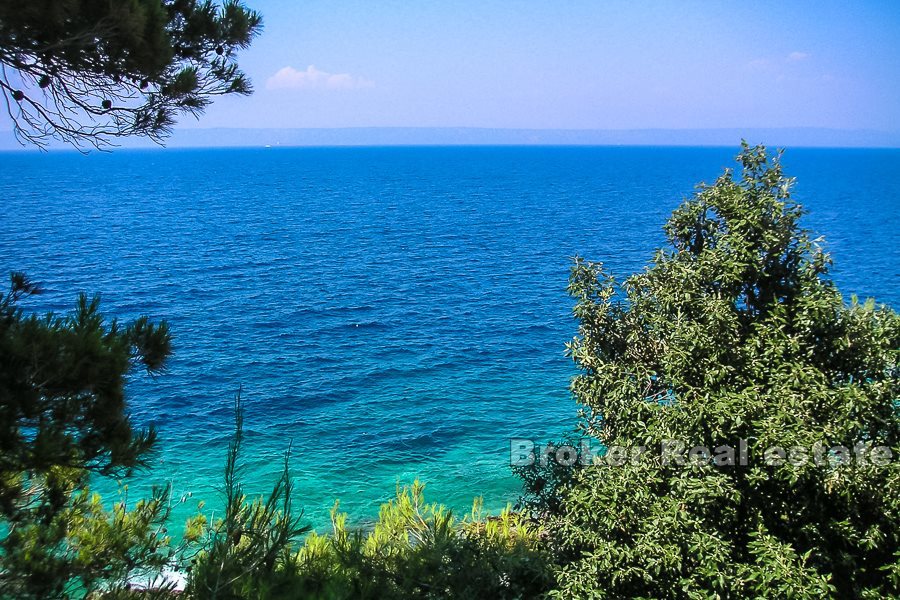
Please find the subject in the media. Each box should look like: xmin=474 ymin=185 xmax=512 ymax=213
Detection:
xmin=1 ymin=146 xmax=898 ymax=530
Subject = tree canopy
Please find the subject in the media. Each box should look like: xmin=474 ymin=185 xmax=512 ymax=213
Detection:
xmin=0 ymin=0 xmax=261 ymax=149
xmin=545 ymin=143 xmax=900 ymax=598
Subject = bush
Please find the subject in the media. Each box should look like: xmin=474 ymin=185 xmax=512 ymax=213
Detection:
xmin=182 ymin=394 xmax=552 ymax=600
xmin=292 ymin=481 xmax=553 ymax=599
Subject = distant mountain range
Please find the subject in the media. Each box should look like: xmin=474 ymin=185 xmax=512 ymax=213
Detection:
xmin=2 ymin=127 xmax=899 ymax=150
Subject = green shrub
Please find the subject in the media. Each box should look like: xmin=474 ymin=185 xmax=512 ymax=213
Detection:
xmin=292 ymin=481 xmax=553 ymax=599
xmin=182 ymin=393 xmax=552 ymax=599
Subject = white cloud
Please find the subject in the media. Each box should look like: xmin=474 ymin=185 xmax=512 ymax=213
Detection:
xmin=786 ymin=51 xmax=810 ymax=62
xmin=266 ymin=65 xmax=374 ymax=91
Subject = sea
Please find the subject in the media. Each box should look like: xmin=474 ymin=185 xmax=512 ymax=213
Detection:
xmin=1 ymin=145 xmax=898 ymax=531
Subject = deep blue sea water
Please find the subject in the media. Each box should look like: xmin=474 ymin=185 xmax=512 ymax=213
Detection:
xmin=1 ymin=146 xmax=898 ymax=530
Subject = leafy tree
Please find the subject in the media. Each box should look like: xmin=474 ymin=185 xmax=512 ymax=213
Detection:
xmin=0 ymin=274 xmax=177 ymax=597
xmin=546 ymin=143 xmax=900 ymax=598
xmin=0 ymin=0 xmax=262 ymax=149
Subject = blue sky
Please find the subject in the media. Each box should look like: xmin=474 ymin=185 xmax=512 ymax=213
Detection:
xmin=9 ymin=0 xmax=900 ymax=132
xmin=187 ymin=0 xmax=900 ymax=131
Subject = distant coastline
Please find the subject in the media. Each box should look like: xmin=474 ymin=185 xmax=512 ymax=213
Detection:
xmin=2 ymin=126 xmax=900 ymax=151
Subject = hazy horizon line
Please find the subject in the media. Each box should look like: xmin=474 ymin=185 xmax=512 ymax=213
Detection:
xmin=3 ymin=125 xmax=899 ymax=151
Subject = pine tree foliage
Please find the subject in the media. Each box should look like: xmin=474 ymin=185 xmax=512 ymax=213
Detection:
xmin=0 ymin=0 xmax=262 ymax=149
xmin=0 ymin=273 xmax=170 ymax=484
xmin=291 ymin=482 xmax=552 ymax=599
xmin=1 ymin=481 xmax=177 ymax=598
xmin=185 ymin=392 xmax=311 ymax=600
xmin=0 ymin=273 xmax=177 ymax=598
xmin=547 ymin=143 xmax=900 ymax=598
